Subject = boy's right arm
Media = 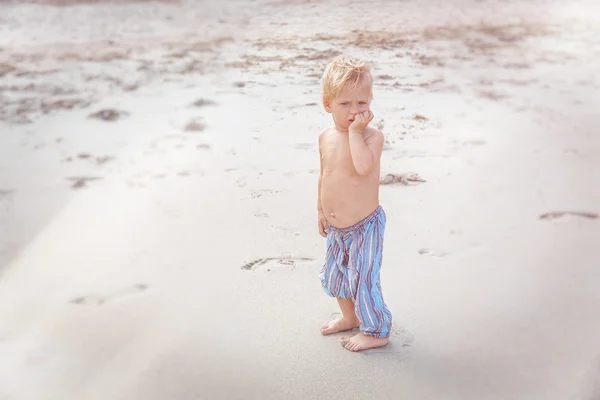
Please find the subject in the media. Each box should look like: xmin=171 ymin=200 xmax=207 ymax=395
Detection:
xmin=317 ymin=133 xmax=323 ymax=212
xmin=317 ymin=131 xmax=327 ymax=237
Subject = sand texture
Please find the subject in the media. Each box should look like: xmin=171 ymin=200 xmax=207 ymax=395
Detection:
xmin=1 ymin=0 xmax=599 ymax=399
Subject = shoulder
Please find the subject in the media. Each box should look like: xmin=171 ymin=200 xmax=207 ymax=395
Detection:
xmin=319 ymin=127 xmax=333 ymax=137
xmin=318 ymin=128 xmax=327 ymax=142
xmin=318 ymin=127 xmax=333 ymax=146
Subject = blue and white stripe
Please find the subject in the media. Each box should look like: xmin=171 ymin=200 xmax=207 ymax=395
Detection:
xmin=318 ymin=206 xmax=393 ymax=338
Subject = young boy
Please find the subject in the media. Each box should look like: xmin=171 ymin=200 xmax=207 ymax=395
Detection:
xmin=317 ymin=55 xmax=392 ymax=352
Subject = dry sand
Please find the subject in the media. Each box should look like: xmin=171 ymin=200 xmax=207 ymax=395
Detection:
xmin=1 ymin=0 xmax=599 ymax=399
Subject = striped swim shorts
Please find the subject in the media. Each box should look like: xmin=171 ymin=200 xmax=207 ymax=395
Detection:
xmin=318 ymin=206 xmax=392 ymax=338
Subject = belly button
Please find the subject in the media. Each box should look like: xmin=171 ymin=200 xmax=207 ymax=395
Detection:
xmin=330 ymin=212 xmax=335 ymax=217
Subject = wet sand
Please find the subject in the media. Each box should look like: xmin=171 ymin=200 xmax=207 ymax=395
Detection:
xmin=1 ymin=0 xmax=599 ymax=399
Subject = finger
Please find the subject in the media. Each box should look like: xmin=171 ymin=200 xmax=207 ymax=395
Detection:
xmin=319 ymin=223 xmax=327 ymax=237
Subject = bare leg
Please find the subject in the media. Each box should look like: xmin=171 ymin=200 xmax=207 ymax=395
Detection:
xmin=320 ymin=298 xmax=360 ymax=335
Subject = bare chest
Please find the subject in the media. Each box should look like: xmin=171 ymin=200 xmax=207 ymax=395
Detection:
xmin=321 ymin=135 xmax=355 ymax=173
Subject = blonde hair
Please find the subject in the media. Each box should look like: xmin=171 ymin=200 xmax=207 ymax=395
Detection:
xmin=321 ymin=55 xmax=373 ymax=102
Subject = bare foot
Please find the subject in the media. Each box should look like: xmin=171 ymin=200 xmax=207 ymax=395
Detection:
xmin=320 ymin=317 xmax=360 ymax=336
xmin=340 ymin=333 xmax=389 ymax=352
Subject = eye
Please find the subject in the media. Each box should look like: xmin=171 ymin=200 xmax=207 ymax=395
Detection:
xmin=359 ymin=102 xmax=367 ymax=105
xmin=340 ymin=102 xmax=348 ymax=106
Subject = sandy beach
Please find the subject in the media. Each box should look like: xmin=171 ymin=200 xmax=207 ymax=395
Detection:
xmin=1 ymin=0 xmax=599 ymax=399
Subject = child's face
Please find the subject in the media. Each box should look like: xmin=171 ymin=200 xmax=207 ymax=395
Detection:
xmin=324 ymin=79 xmax=372 ymax=131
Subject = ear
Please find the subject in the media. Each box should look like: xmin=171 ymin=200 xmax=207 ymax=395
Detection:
xmin=323 ymin=98 xmax=332 ymax=113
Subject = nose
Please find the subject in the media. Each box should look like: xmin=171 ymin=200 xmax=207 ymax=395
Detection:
xmin=350 ymin=104 xmax=359 ymax=114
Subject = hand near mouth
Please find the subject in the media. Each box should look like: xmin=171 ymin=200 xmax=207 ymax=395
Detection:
xmin=349 ymin=110 xmax=374 ymax=134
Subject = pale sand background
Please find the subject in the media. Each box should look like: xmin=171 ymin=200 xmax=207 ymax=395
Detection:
xmin=1 ymin=0 xmax=600 ymax=399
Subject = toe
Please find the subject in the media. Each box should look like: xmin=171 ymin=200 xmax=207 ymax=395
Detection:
xmin=321 ymin=321 xmax=333 ymax=335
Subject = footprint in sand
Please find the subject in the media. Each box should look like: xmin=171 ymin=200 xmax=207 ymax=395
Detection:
xmin=191 ymin=98 xmax=217 ymax=107
xmin=96 ymin=155 xmax=115 ymax=165
xmin=0 ymin=189 xmax=15 ymax=200
xmin=419 ymin=243 xmax=482 ymax=258
xmin=390 ymin=325 xmax=414 ymax=348
xmin=184 ymin=120 xmax=206 ymax=132
xmin=418 ymin=248 xmax=449 ymax=257
xmin=69 ymin=283 xmax=148 ymax=306
xmin=67 ymin=176 xmax=102 ymax=189
xmin=236 ymin=178 xmax=248 ymax=188
xmin=380 ymin=173 xmax=426 ymax=186
xmin=241 ymin=189 xmax=282 ymax=200
xmin=148 ymin=135 xmax=193 ymax=153
xmin=539 ymin=211 xmax=598 ymax=220
xmin=240 ymin=256 xmax=314 ymax=271
xmin=76 ymin=153 xmax=115 ymax=165
xmin=88 ymin=109 xmax=129 ymax=121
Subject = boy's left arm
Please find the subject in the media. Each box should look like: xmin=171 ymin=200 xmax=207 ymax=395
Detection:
xmin=348 ymin=112 xmax=384 ymax=176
